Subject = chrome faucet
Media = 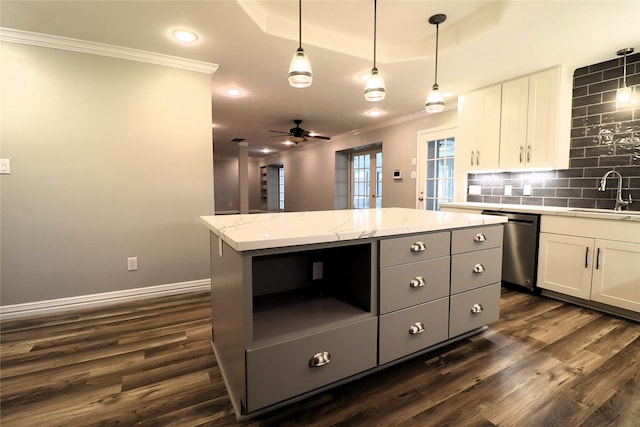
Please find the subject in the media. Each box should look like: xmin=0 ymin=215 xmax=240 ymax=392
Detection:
xmin=598 ymin=170 xmax=632 ymax=211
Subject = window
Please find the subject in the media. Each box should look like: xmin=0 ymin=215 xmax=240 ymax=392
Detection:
xmin=278 ymin=166 xmax=285 ymax=211
xmin=351 ymin=150 xmax=382 ymax=209
xmin=417 ymin=129 xmax=455 ymax=211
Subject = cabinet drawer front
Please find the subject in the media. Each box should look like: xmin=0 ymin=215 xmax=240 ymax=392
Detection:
xmin=380 ymin=232 xmax=450 ymax=267
xmin=245 ymin=318 xmax=377 ymax=412
xmin=380 ymin=257 xmax=450 ymax=314
xmin=449 ymin=283 xmax=500 ymax=338
xmin=451 ymin=225 xmax=503 ymax=254
xmin=379 ymin=298 xmax=449 ymax=365
xmin=451 ymin=247 xmax=503 ymax=294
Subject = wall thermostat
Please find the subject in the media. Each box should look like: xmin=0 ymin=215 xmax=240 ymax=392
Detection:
xmin=393 ymin=170 xmax=402 ymax=180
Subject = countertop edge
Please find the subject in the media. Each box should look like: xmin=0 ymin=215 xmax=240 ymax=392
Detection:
xmin=441 ymin=202 xmax=640 ymax=222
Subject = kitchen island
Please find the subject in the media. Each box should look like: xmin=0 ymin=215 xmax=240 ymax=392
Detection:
xmin=200 ymin=208 xmax=507 ymax=419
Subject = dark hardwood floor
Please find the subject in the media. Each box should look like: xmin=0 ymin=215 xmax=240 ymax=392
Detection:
xmin=1 ymin=288 xmax=639 ymax=426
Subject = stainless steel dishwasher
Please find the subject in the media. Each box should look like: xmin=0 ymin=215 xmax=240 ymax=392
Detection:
xmin=481 ymin=210 xmax=540 ymax=291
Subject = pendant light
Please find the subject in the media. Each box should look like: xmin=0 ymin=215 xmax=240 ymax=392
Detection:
xmin=425 ymin=14 xmax=446 ymax=113
xmin=364 ymin=0 xmax=386 ymax=101
xmin=288 ymin=0 xmax=312 ymax=88
xmin=616 ymin=47 xmax=636 ymax=109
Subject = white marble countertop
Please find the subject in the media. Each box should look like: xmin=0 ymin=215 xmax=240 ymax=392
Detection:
xmin=441 ymin=202 xmax=640 ymax=222
xmin=200 ymin=207 xmax=507 ymax=252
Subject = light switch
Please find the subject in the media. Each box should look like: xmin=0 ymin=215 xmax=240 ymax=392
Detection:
xmin=504 ymin=185 xmax=512 ymax=196
xmin=523 ymin=184 xmax=532 ymax=196
xmin=0 ymin=159 xmax=10 ymax=174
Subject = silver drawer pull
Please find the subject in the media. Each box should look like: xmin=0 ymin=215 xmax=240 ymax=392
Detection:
xmin=410 ymin=276 xmax=426 ymax=288
xmin=474 ymin=233 xmax=486 ymax=242
xmin=473 ymin=264 xmax=485 ymax=273
xmin=471 ymin=303 xmax=484 ymax=314
xmin=409 ymin=322 xmax=425 ymax=335
xmin=309 ymin=351 xmax=331 ymax=367
xmin=410 ymin=241 xmax=426 ymax=252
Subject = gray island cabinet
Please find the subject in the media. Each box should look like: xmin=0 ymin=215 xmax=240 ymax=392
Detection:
xmin=200 ymin=208 xmax=506 ymax=420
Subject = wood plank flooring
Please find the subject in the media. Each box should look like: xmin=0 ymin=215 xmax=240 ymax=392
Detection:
xmin=1 ymin=288 xmax=639 ymax=426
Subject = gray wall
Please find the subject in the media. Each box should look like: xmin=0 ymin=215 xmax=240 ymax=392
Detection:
xmin=260 ymin=109 xmax=457 ymax=211
xmin=467 ymin=53 xmax=639 ymax=210
xmin=214 ymin=157 xmax=261 ymax=213
xmin=1 ymin=42 xmax=214 ymax=305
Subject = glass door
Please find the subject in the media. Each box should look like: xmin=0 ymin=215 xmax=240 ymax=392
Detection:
xmin=416 ymin=128 xmax=456 ymax=211
xmin=351 ymin=150 xmax=382 ymax=209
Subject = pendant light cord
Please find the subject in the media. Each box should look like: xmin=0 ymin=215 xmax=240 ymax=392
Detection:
xmin=623 ymin=50 xmax=627 ymax=86
xmin=433 ymin=22 xmax=439 ymax=84
xmin=298 ymin=0 xmax=302 ymax=49
xmin=373 ymin=0 xmax=377 ymax=69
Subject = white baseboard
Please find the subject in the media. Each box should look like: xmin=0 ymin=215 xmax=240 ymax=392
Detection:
xmin=0 ymin=279 xmax=211 ymax=320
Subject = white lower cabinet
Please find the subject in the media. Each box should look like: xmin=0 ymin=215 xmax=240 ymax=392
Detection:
xmin=538 ymin=219 xmax=640 ymax=313
xmin=590 ymin=240 xmax=640 ymax=312
xmin=538 ymin=233 xmax=594 ymax=299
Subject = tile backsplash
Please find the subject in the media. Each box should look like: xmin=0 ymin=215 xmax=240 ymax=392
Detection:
xmin=467 ymin=53 xmax=640 ymax=211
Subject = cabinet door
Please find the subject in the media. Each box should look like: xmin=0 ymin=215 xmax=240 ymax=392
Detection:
xmin=526 ymin=67 xmax=571 ymax=169
xmin=499 ymin=76 xmax=529 ymax=170
xmin=456 ymin=84 xmax=501 ymax=171
xmin=475 ymin=84 xmax=502 ymax=170
xmin=591 ymin=239 xmax=640 ymax=313
xmin=537 ymin=233 xmax=594 ymax=299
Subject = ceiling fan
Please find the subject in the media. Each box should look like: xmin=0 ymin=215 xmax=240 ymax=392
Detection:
xmin=269 ymin=119 xmax=330 ymax=145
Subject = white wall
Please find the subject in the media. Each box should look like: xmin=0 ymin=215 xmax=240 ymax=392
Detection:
xmin=0 ymin=42 xmax=214 ymax=305
xmin=261 ymin=110 xmax=457 ymax=211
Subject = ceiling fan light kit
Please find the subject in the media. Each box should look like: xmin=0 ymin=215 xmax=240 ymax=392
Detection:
xmin=288 ymin=0 xmax=313 ymax=88
xmin=270 ymin=119 xmax=330 ymax=146
xmin=364 ymin=0 xmax=386 ymax=102
xmin=425 ymin=13 xmax=447 ymax=114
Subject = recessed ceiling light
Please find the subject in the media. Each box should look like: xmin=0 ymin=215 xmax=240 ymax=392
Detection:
xmin=172 ymin=29 xmax=198 ymax=43
xmin=226 ymin=89 xmax=241 ymax=96
xmin=365 ymin=109 xmax=384 ymax=117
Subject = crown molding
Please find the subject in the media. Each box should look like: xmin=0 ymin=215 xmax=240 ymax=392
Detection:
xmin=0 ymin=27 xmax=218 ymax=76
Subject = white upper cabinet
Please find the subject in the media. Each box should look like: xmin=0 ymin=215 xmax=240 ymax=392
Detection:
xmin=499 ymin=66 xmax=573 ymax=170
xmin=456 ymin=84 xmax=501 ymax=172
xmin=457 ymin=66 xmax=573 ymax=173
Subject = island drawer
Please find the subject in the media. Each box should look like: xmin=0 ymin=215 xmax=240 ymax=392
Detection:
xmin=379 ymin=256 xmax=450 ymax=314
xmin=451 ymin=225 xmax=503 ymax=254
xmin=450 ymin=247 xmax=502 ymax=294
xmin=449 ymin=283 xmax=500 ymax=337
xmin=378 ymin=297 xmax=449 ymax=365
xmin=380 ymin=231 xmax=450 ymax=267
xmin=245 ymin=317 xmax=377 ymax=412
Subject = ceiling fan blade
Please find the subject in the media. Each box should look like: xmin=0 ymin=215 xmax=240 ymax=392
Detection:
xmin=310 ymin=135 xmax=331 ymax=140
xmin=269 ymin=130 xmax=291 ymax=134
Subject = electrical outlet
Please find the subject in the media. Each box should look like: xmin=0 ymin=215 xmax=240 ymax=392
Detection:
xmin=523 ymin=184 xmax=532 ymax=196
xmin=0 ymin=159 xmax=10 ymax=174
xmin=312 ymin=262 xmax=323 ymax=280
xmin=127 ymin=257 xmax=138 ymax=271
xmin=504 ymin=185 xmax=512 ymax=196
xmin=469 ymin=185 xmax=481 ymax=195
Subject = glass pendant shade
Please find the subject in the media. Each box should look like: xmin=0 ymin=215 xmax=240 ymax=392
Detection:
xmin=288 ymin=48 xmax=313 ymax=88
xmin=425 ymin=83 xmax=445 ymax=113
xmin=364 ymin=68 xmax=386 ymax=102
xmin=617 ymin=86 xmax=632 ymax=106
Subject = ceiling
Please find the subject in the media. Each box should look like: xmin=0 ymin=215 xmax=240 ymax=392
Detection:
xmin=1 ymin=1 xmax=639 ymax=159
